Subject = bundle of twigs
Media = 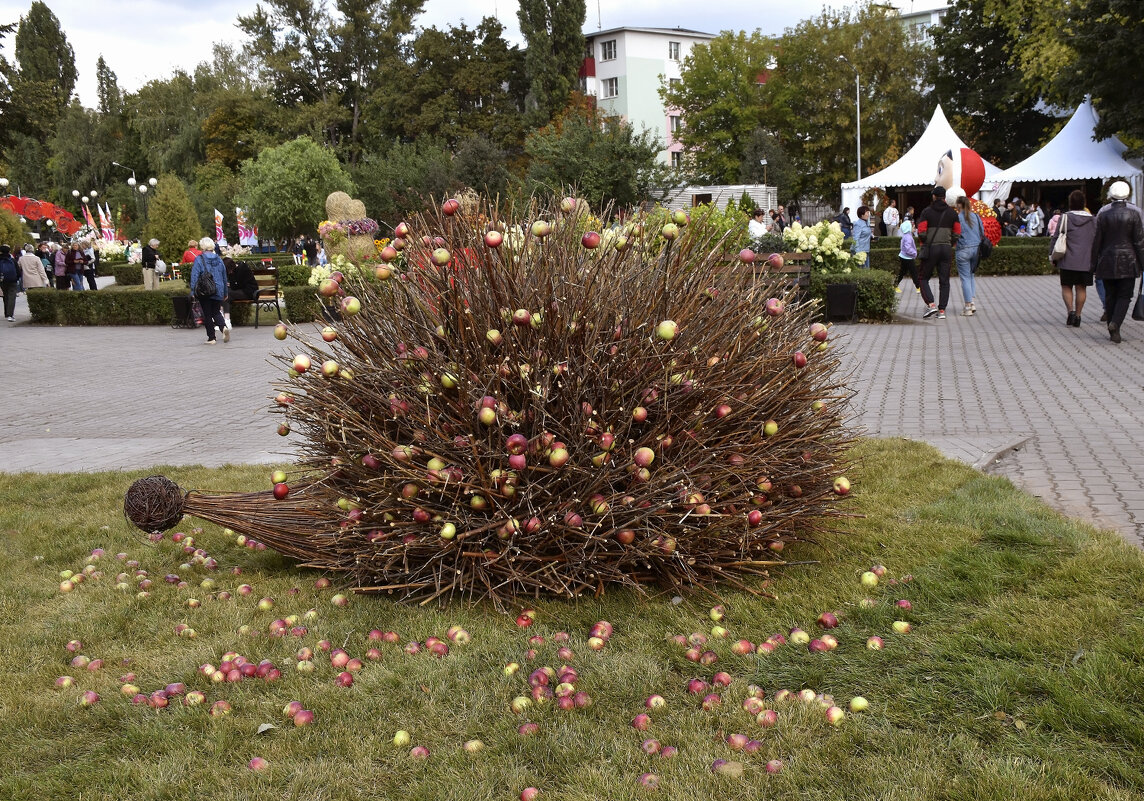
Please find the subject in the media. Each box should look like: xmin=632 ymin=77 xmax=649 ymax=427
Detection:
xmin=126 ymin=197 xmax=855 ymax=606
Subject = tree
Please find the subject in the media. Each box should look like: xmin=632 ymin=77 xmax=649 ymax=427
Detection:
xmin=525 ymin=102 xmax=675 ymax=210
xmin=238 ymin=136 xmax=354 ymax=239
xmin=454 ymin=135 xmax=512 ymax=200
xmin=127 ymin=71 xmax=204 ymax=181
xmin=1066 ymin=0 xmax=1144 ymax=150
xmin=981 ymin=0 xmax=1079 ymax=105
xmin=192 ymin=161 xmax=243 ymax=243
xmin=0 ymin=208 xmax=32 ymax=249
xmin=764 ymin=3 xmax=928 ymax=202
xmin=96 ymin=56 xmax=122 ymax=116
xmin=929 ymin=0 xmax=1054 ymax=165
xmin=737 ymin=128 xmax=795 ymax=204
xmin=144 ymin=175 xmax=204 ymax=263
xmin=517 ymin=0 xmax=586 ymax=124
xmin=661 ymin=31 xmax=774 ymax=184
xmin=350 ymin=139 xmax=456 ymax=224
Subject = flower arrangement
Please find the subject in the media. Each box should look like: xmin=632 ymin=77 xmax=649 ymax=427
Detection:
xmin=307 ymin=254 xmax=375 ymax=288
xmin=319 ymin=218 xmax=379 ymax=238
xmin=221 ymin=244 xmax=252 ymax=259
xmin=782 ymin=220 xmax=865 ymax=272
xmin=94 ymin=240 xmax=126 ymax=260
xmin=969 ymin=198 xmax=1003 ymax=245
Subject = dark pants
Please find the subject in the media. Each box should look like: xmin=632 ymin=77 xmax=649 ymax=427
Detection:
xmin=918 ymin=244 xmax=952 ymax=310
xmin=1 ymin=281 xmax=17 ymax=318
xmin=896 ymin=256 xmax=918 ymax=287
xmin=84 ymin=268 xmax=97 ymax=291
xmin=55 ymin=275 xmax=70 ymax=290
xmin=1103 ymin=276 xmax=1136 ymax=328
xmin=200 ymin=297 xmax=226 ymax=341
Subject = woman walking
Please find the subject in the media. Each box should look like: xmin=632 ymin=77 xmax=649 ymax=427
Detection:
xmin=954 ymin=196 xmax=983 ymax=316
xmin=851 ymin=205 xmax=873 ymax=268
xmin=190 ymin=237 xmax=230 ymax=345
xmin=1048 ymin=190 xmax=1096 ymax=327
xmin=1092 ymin=181 xmax=1144 ymax=343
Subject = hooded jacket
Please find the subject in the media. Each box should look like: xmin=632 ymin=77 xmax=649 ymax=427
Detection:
xmin=1050 ymin=210 xmax=1096 ymax=273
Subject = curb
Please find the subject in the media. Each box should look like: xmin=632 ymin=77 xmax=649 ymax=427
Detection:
xmin=975 ymin=436 xmax=1032 ymax=472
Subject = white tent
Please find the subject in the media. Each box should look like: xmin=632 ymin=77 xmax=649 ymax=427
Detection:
xmin=982 ymin=99 xmax=1143 ymax=205
xmin=840 ymin=105 xmax=1002 ymax=215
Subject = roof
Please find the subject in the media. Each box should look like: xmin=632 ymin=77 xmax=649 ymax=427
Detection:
xmin=584 ymin=27 xmax=715 ymax=39
xmin=989 ymin=99 xmax=1142 ymax=183
xmin=842 ymin=105 xmax=1002 ymax=190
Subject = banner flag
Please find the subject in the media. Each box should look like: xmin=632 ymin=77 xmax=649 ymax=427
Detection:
xmin=96 ymin=204 xmax=114 ymax=241
xmin=213 ymin=209 xmax=227 ymax=246
xmin=235 ymin=207 xmax=258 ymax=246
xmin=81 ymin=203 xmax=98 ymax=232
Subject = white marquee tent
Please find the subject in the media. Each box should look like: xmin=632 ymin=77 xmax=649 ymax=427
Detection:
xmin=982 ymin=99 xmax=1143 ymax=205
xmin=840 ymin=105 xmax=1002 ymax=214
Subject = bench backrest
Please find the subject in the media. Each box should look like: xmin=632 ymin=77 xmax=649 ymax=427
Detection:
xmin=253 ymin=267 xmax=278 ymax=296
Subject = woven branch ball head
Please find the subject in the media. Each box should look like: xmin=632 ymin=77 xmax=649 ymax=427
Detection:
xmin=123 ymin=475 xmax=185 ymax=532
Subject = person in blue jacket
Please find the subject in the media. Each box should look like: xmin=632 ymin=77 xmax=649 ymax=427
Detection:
xmin=851 ymin=205 xmax=873 ymax=268
xmin=190 ymin=236 xmax=230 ymax=344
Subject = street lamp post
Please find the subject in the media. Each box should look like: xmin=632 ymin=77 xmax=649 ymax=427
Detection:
xmin=759 ymin=158 xmax=768 ymax=186
xmin=838 ymin=55 xmax=861 ymax=181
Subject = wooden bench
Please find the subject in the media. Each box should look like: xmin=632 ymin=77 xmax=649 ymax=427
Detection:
xmin=720 ymin=251 xmax=813 ymax=295
xmin=229 ymin=260 xmax=282 ymax=328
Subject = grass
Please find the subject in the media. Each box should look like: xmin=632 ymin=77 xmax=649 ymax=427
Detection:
xmin=2 ymin=439 xmax=1143 ymax=800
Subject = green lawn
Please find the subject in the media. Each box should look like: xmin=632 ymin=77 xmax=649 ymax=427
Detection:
xmin=2 ymin=439 xmax=1142 ymax=800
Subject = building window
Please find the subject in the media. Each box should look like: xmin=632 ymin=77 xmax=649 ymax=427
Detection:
xmin=669 ymin=115 xmax=681 ymax=135
xmin=600 ymin=40 xmax=617 ymax=61
xmin=671 ymin=151 xmax=682 ymax=169
xmin=668 ymin=41 xmax=680 ymax=60
xmin=669 ymin=78 xmax=681 ymax=91
xmin=602 ymin=77 xmax=618 ymax=99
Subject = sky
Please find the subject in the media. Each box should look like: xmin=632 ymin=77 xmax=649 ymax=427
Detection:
xmin=0 ymin=0 xmax=946 ymax=109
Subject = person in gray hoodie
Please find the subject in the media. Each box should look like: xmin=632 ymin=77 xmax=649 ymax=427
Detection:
xmin=1049 ymin=190 xmax=1097 ymax=327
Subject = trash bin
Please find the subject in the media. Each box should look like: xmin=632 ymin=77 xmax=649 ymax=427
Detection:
xmin=825 ymin=282 xmax=858 ymax=323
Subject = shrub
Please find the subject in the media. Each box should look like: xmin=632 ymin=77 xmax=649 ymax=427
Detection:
xmin=125 ymin=195 xmax=856 ymax=604
xmin=869 ymin=244 xmax=1054 ymax=276
xmin=277 ymin=262 xmax=311 ymax=286
xmin=808 ymin=269 xmax=897 ymax=322
xmin=111 ymin=264 xmax=143 ymax=285
xmin=282 ymin=285 xmax=322 ymax=323
xmin=26 ymin=285 xmax=186 ymax=325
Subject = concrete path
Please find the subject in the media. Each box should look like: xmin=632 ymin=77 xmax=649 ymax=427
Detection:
xmin=2 ymin=275 xmax=1142 ymax=547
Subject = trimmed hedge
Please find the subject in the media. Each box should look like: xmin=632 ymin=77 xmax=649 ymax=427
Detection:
xmin=110 ymin=264 xmax=143 ymax=285
xmin=808 ymin=269 xmax=897 ymax=323
xmin=278 ymin=262 xmax=311 ymax=287
xmin=26 ymin=286 xmax=186 ymax=325
xmin=870 ymin=244 xmax=1054 ymax=276
xmin=283 ymin=286 xmax=322 ymax=323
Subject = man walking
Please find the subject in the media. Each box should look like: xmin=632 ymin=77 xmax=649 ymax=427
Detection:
xmin=915 ymin=186 xmax=961 ymax=319
xmin=1092 ymin=181 xmax=1144 ymax=343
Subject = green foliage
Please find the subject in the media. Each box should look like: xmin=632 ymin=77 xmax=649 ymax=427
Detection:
xmin=765 ymin=4 xmax=928 ymax=202
xmin=869 ymin=243 xmax=1056 ymax=276
xmin=517 ymin=0 xmax=586 ymax=124
xmin=808 ymin=268 xmax=897 ymax=322
xmin=929 ymin=1 xmax=1054 ymax=165
xmin=109 ymin=264 xmax=143 ymax=286
xmin=191 ymin=161 xmax=243 ymax=243
xmin=351 ymin=139 xmax=456 ymax=225
xmin=238 ymin=136 xmax=354 ymax=240
xmin=282 ymin=284 xmax=322 ymax=322
xmin=738 ymin=127 xmax=795 ymax=203
xmin=0 ymin=208 xmax=32 ymax=248
xmin=8 ymin=1 xmax=76 ymax=143
xmin=276 ymin=261 xmax=311 ymax=286
xmin=127 ymin=71 xmax=206 ymax=180
xmin=144 ymin=175 xmax=204 ymax=264
xmin=524 ymin=105 xmax=675 ymax=210
xmin=25 ymin=284 xmax=185 ymax=325
xmin=1066 ymin=0 xmax=1144 ymax=152
xmin=454 ymin=135 xmax=513 ymax=200
xmin=662 ymin=31 xmax=773 ymax=184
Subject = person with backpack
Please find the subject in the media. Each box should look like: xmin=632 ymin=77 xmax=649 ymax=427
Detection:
xmin=190 ymin=236 xmax=230 ymax=345
xmin=915 ymin=185 xmax=962 ymax=319
xmin=0 ymin=245 xmax=20 ymax=321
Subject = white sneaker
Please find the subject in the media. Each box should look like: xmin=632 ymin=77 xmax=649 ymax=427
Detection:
xmin=204 ymin=340 xmax=216 ymax=345
xmin=222 ymin=327 xmax=230 ymax=343
xmin=5 ymin=317 xmax=13 ymax=322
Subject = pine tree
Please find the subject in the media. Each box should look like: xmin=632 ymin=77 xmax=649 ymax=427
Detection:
xmin=143 ymin=175 xmax=203 ymax=264
xmin=517 ymin=0 xmax=586 ymax=124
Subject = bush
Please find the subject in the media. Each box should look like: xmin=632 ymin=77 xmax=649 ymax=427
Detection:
xmin=278 ymin=262 xmax=311 ymax=287
xmin=143 ymin=175 xmax=204 ymax=264
xmin=282 ymin=285 xmax=322 ymax=323
xmin=808 ymin=268 xmax=897 ymax=322
xmin=26 ymin=285 xmax=186 ymax=325
xmin=111 ymin=264 xmax=143 ymax=285
xmin=869 ymin=243 xmax=1054 ymax=276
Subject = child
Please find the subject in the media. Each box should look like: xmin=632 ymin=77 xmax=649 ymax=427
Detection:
xmin=895 ymin=219 xmax=918 ymax=294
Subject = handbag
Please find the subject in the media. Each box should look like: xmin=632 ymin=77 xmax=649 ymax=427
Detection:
xmin=917 ymin=225 xmax=936 ymax=261
xmin=976 ymin=215 xmax=992 ymax=259
xmin=1132 ymin=291 xmax=1144 ymax=322
xmin=1051 ymin=213 xmax=1068 ymax=263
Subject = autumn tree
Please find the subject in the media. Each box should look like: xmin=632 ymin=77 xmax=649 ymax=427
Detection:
xmin=763 ymin=3 xmax=927 ymax=202
xmin=660 ymin=31 xmax=774 ymax=184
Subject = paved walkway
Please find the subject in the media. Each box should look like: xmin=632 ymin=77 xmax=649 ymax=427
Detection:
xmin=2 ymin=275 xmax=1142 ymax=547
